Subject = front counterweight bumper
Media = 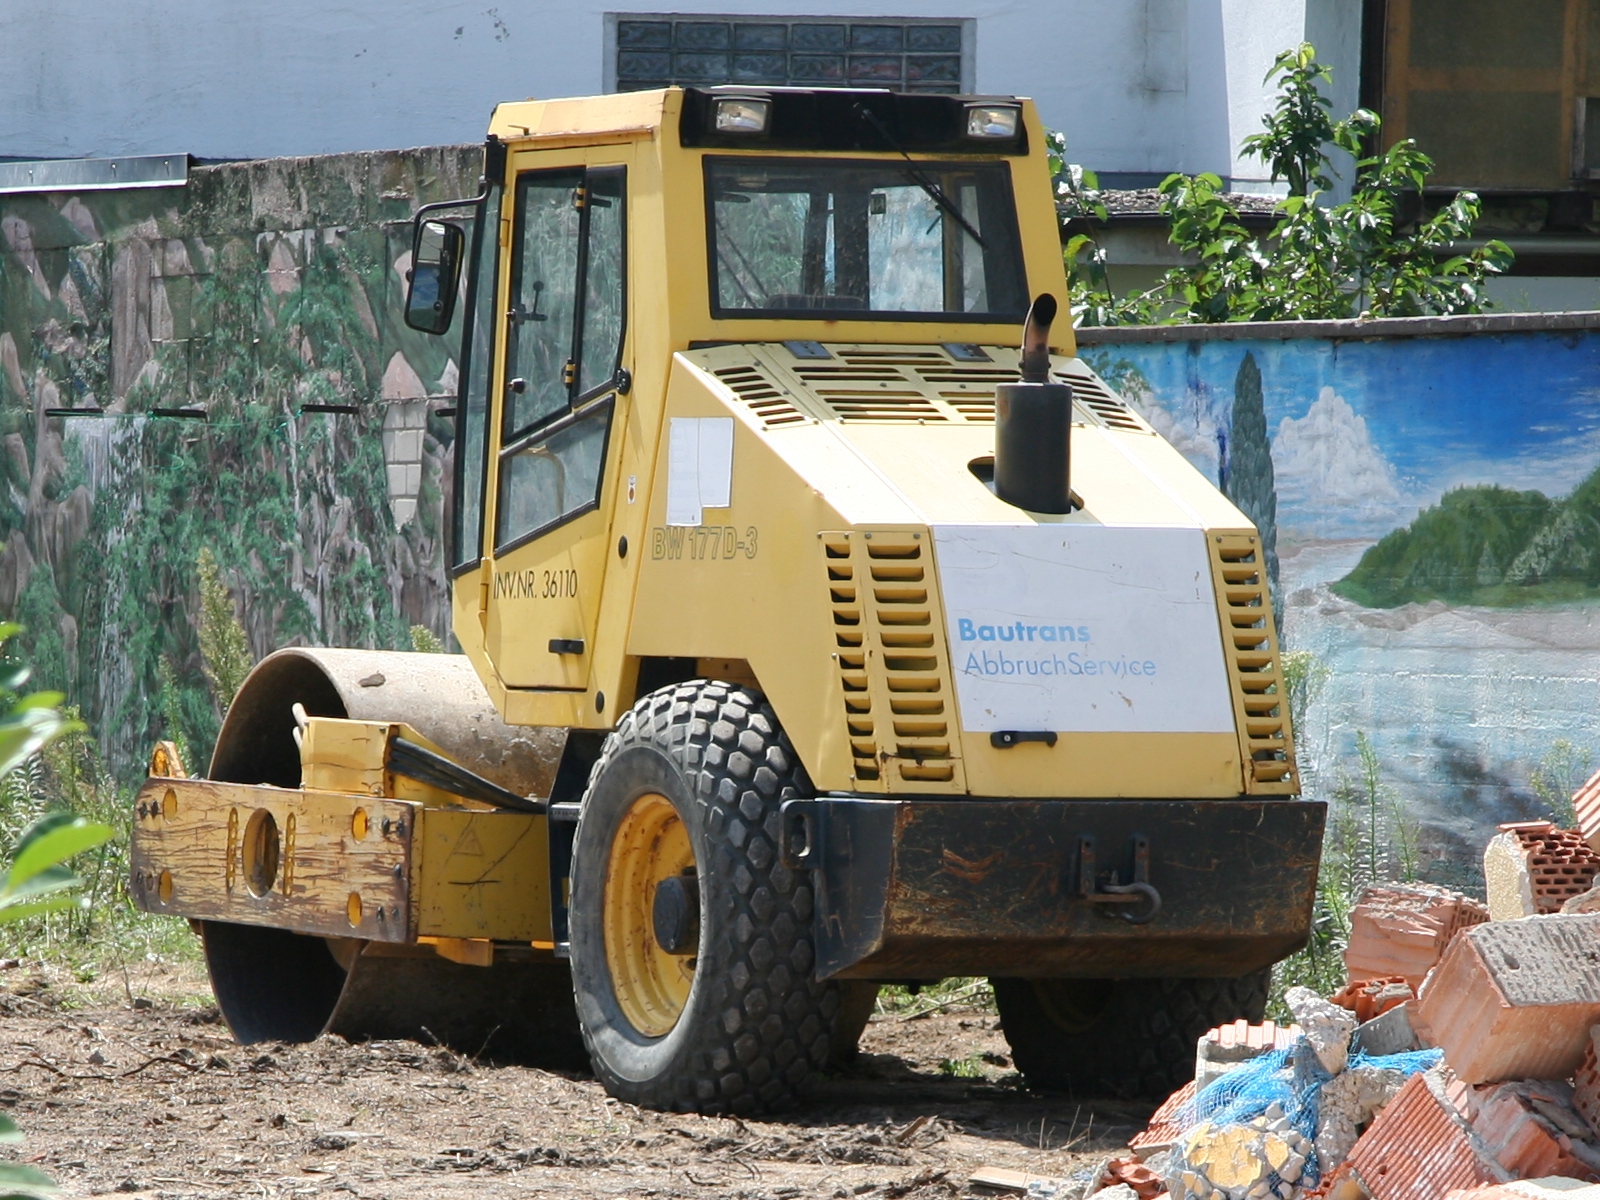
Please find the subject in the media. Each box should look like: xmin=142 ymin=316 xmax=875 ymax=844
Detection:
xmin=778 ymin=798 xmax=1326 ymax=980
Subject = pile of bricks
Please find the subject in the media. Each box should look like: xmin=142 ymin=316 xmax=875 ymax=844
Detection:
xmin=1104 ymin=799 xmax=1600 ymax=1200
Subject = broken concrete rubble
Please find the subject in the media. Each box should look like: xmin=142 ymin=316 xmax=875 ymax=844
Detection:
xmin=1172 ymin=1106 xmax=1311 ymax=1200
xmin=1316 ymin=1065 xmax=1410 ymax=1173
xmin=1124 ymin=816 xmax=1600 ymax=1200
xmin=1354 ymin=1003 xmax=1422 ymax=1057
xmin=1285 ymin=987 xmax=1359 ymax=1076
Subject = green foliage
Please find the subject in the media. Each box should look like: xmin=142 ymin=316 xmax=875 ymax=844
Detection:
xmin=1271 ymin=728 xmax=1419 ymax=1017
xmin=0 ymin=625 xmax=79 ymax=781
xmin=875 ymin=977 xmax=993 ymax=1018
xmin=1330 ymin=476 xmax=1600 ymax=607
xmin=1056 ymin=43 xmax=1513 ymax=325
xmin=0 ymin=647 xmax=109 ymax=1200
xmin=409 ymin=624 xmax=445 ymax=654
xmin=83 ymin=234 xmax=417 ymax=775
xmin=1046 ymin=133 xmax=1133 ymax=329
xmin=1530 ymin=739 xmax=1592 ymax=826
xmin=937 ymin=1054 xmax=987 ymax=1078
xmin=196 ymin=548 xmax=254 ymax=716
xmin=1281 ymin=650 xmax=1331 ymax=737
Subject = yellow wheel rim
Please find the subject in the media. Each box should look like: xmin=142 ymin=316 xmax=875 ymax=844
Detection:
xmin=604 ymin=792 xmax=697 ymax=1037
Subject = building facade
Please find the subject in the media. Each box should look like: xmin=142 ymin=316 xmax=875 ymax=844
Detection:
xmin=2 ymin=0 xmax=1358 ymax=191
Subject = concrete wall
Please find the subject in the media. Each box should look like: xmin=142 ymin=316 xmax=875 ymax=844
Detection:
xmin=3 ymin=0 xmax=1362 ymax=185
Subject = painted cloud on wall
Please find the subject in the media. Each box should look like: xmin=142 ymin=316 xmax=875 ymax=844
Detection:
xmin=1272 ymin=387 xmax=1409 ymax=536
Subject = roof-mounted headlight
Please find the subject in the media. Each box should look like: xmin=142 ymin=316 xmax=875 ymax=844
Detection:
xmin=713 ymin=96 xmax=771 ymax=135
xmin=965 ymin=103 xmax=1021 ymax=140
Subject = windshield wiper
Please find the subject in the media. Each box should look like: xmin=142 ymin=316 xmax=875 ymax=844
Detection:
xmin=854 ymin=104 xmax=987 ymax=250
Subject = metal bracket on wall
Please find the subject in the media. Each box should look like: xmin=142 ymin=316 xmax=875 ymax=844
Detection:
xmin=1075 ymin=833 xmax=1161 ymax=924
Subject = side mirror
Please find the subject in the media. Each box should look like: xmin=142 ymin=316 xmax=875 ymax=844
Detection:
xmin=404 ymin=218 xmax=465 ymax=334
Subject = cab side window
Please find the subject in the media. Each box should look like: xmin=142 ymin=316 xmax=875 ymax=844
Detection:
xmin=496 ymin=167 xmax=628 ymax=551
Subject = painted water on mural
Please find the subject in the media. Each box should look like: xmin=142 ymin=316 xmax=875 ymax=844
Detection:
xmin=1081 ymin=331 xmax=1600 ymax=885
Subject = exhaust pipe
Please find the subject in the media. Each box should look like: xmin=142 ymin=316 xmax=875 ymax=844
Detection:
xmin=994 ymin=294 xmax=1073 ymax=514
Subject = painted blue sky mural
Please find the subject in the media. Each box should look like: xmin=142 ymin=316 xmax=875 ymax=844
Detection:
xmin=1080 ymin=325 xmax=1600 ymax=889
xmin=1083 ymin=332 xmax=1600 ymax=541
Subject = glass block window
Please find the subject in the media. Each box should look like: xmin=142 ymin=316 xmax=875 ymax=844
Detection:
xmin=608 ymin=15 xmax=971 ymax=94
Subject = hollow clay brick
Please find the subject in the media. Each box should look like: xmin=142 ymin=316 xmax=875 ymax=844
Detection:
xmin=1345 ymin=884 xmax=1491 ymax=991
xmin=1485 ymin=824 xmax=1600 ymax=920
xmin=1332 ymin=976 xmax=1414 ymax=1024
xmin=1573 ymin=1028 xmax=1600 ymax=1138
xmin=1417 ymin=914 xmax=1600 ymax=1085
xmin=1446 ymin=1185 xmax=1600 ymax=1200
xmin=1195 ymin=1020 xmax=1302 ymax=1090
xmin=1470 ymin=1081 xmax=1600 ymax=1180
xmin=1132 ymin=1079 xmax=1197 ymax=1153
xmin=1344 ymin=1071 xmax=1506 ymax=1200
xmin=1574 ymin=769 xmax=1600 ymax=855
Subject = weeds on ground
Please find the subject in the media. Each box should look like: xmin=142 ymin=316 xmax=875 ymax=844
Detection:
xmin=875 ymin=977 xmax=995 ymax=1020
xmin=937 ymin=1054 xmax=987 ymax=1078
xmin=1268 ymin=722 xmax=1422 ymax=1019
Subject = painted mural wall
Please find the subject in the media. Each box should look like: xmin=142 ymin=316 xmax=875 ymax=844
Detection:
xmin=0 ymin=146 xmax=479 ymax=777
xmin=1078 ymin=320 xmax=1600 ymax=887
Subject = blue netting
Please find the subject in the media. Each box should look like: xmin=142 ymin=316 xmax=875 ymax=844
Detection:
xmin=1175 ymin=1039 xmax=1443 ymax=1187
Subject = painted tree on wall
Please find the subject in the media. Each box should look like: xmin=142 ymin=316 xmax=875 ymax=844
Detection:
xmin=1224 ymin=352 xmax=1280 ymax=620
xmin=0 ymin=148 xmax=477 ymax=780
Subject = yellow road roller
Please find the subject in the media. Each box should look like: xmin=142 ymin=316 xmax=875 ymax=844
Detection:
xmin=130 ymin=86 xmax=1325 ymax=1111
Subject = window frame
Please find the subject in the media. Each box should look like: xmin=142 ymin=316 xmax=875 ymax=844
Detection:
xmin=492 ymin=164 xmax=628 ymax=556
xmin=702 ymin=154 xmax=1027 ymax=323
xmin=448 ymin=183 xmax=502 ymax=578
xmin=493 ymin=395 xmax=617 ymax=557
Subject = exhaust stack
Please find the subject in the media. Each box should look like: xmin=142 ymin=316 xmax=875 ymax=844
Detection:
xmin=994 ymin=294 xmax=1073 ymax=514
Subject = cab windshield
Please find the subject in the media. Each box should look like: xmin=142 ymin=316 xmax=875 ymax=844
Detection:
xmin=706 ymin=157 xmax=1027 ymax=320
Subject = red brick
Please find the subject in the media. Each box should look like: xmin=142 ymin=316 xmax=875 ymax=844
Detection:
xmin=1486 ymin=824 xmax=1600 ymax=918
xmin=1573 ymin=1028 xmax=1600 ymax=1138
xmin=1131 ymin=1080 xmax=1196 ymax=1153
xmin=1332 ymin=976 xmax=1414 ymax=1024
xmin=1470 ymin=1082 xmax=1599 ymax=1180
xmin=1574 ymin=769 xmax=1600 ymax=855
xmin=1345 ymin=884 xmax=1492 ymax=991
xmin=1417 ymin=914 xmax=1600 ymax=1085
xmin=1344 ymin=1072 xmax=1505 ymax=1200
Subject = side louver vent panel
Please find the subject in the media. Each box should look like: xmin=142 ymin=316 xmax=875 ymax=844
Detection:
xmin=1206 ymin=532 xmax=1297 ymax=795
xmin=822 ymin=532 xmax=964 ymax=792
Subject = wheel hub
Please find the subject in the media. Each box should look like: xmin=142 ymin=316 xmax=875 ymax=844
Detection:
xmin=603 ymin=792 xmax=697 ymax=1037
xmin=652 ymin=872 xmax=700 ymax=955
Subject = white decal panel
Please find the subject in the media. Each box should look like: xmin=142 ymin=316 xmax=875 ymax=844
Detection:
xmin=932 ymin=524 xmax=1235 ymax=734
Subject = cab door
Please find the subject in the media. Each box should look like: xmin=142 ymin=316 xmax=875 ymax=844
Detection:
xmin=484 ymin=158 xmax=629 ymax=690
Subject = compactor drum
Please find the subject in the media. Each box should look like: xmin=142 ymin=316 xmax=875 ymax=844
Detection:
xmin=131 ymin=87 xmax=1325 ymax=1110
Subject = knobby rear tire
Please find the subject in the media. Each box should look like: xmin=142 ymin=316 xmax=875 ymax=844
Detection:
xmin=569 ymin=680 xmax=839 ymax=1113
xmin=992 ymin=970 xmax=1272 ymax=1099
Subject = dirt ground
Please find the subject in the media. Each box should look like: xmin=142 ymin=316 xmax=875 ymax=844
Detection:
xmin=0 ymin=962 xmax=1152 ymax=1200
